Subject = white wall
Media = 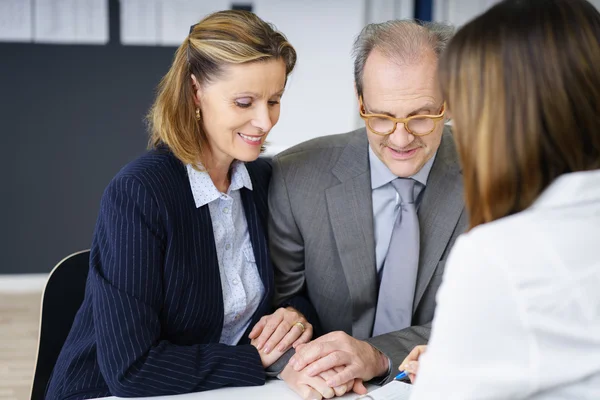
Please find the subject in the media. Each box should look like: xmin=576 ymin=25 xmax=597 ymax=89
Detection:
xmin=254 ymin=0 xmax=414 ymax=155
xmin=590 ymin=0 xmax=600 ymax=9
xmin=434 ymin=0 xmax=600 ymax=27
xmin=433 ymin=0 xmax=499 ymax=27
xmin=253 ymin=0 xmax=364 ymax=154
xmin=121 ymin=0 xmax=415 ymax=155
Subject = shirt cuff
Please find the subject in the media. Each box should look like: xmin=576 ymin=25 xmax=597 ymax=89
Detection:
xmin=264 ymin=347 xmax=295 ymax=378
xmin=369 ymin=355 xmax=393 ymax=386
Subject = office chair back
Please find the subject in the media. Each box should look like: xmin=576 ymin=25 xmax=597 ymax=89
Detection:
xmin=30 ymin=250 xmax=90 ymax=400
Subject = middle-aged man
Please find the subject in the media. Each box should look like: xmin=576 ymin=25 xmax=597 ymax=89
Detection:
xmin=254 ymin=20 xmax=468 ymax=397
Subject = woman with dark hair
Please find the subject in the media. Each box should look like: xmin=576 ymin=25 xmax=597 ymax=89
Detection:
xmin=404 ymin=0 xmax=600 ymax=398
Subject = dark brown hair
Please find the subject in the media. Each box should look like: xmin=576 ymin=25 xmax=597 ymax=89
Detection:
xmin=439 ymin=0 xmax=600 ymax=229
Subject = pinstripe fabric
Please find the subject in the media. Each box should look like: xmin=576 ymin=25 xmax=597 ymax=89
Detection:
xmin=45 ymin=148 xmax=273 ymax=400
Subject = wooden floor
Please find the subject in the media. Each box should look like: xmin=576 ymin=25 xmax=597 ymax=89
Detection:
xmin=0 ymin=292 xmax=42 ymax=400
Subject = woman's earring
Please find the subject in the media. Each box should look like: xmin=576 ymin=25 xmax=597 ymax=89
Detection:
xmin=195 ymin=108 xmax=201 ymax=121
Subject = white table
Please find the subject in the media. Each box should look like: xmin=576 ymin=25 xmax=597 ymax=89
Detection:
xmin=103 ymin=380 xmax=372 ymax=400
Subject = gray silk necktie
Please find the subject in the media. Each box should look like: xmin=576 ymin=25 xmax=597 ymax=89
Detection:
xmin=373 ymin=178 xmax=420 ymax=336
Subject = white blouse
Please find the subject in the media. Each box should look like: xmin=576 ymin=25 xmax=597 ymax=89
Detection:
xmin=410 ymin=170 xmax=600 ymax=400
xmin=186 ymin=162 xmax=265 ymax=346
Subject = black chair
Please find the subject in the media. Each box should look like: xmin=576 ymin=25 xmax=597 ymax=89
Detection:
xmin=30 ymin=250 xmax=90 ymax=400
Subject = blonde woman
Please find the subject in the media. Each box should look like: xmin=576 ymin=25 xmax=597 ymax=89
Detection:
xmin=46 ymin=10 xmax=316 ymax=399
xmin=403 ymin=0 xmax=600 ymax=399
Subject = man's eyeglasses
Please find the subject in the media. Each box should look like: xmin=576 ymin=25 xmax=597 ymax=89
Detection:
xmin=359 ymin=96 xmax=446 ymax=136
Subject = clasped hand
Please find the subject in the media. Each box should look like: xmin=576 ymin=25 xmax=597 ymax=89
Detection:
xmin=283 ymin=331 xmax=390 ymax=399
xmin=249 ymin=306 xmax=312 ymax=368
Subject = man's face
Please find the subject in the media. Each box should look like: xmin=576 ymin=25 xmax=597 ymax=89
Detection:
xmin=360 ymin=49 xmax=445 ymax=177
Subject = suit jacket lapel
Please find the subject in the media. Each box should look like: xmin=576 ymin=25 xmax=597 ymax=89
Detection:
xmin=326 ymin=129 xmax=378 ymax=338
xmin=413 ymin=127 xmax=464 ymax=311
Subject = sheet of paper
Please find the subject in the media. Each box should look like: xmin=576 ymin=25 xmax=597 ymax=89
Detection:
xmin=359 ymin=380 xmax=413 ymax=400
xmin=158 ymin=0 xmax=229 ymax=46
xmin=119 ymin=0 xmax=158 ymax=45
xmin=34 ymin=0 xmax=108 ymax=44
xmin=0 ymin=0 xmax=33 ymax=42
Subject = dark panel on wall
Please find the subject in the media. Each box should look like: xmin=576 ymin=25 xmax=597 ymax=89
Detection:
xmin=0 ymin=0 xmax=176 ymax=274
xmin=231 ymin=3 xmax=253 ymax=12
xmin=415 ymin=0 xmax=433 ymax=21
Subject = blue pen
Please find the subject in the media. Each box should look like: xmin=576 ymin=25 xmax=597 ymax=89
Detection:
xmin=394 ymin=370 xmax=409 ymax=380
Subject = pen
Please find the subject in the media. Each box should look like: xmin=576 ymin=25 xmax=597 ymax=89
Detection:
xmin=394 ymin=370 xmax=408 ymax=380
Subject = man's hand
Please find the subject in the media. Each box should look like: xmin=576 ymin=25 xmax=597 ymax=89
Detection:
xmin=249 ymin=307 xmax=312 ymax=355
xmin=288 ymin=331 xmax=389 ymax=393
xmin=280 ymin=363 xmax=334 ymax=400
xmin=319 ymin=366 xmax=356 ymax=397
xmin=399 ymin=345 xmax=427 ymax=383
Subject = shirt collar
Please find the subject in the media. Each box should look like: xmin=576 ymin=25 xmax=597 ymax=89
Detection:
xmin=368 ymin=144 xmax=437 ymax=189
xmin=412 ymin=151 xmax=437 ymax=186
xmin=186 ymin=161 xmax=253 ymax=208
xmin=532 ymin=169 xmax=600 ymax=210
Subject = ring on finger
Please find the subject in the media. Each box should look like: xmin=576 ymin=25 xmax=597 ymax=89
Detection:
xmin=293 ymin=321 xmax=306 ymax=333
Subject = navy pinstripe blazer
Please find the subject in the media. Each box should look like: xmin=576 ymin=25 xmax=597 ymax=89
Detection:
xmin=46 ymin=148 xmax=274 ymax=400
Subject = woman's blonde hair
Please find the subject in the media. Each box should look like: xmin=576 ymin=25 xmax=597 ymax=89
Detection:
xmin=439 ymin=0 xmax=600 ymax=230
xmin=147 ymin=10 xmax=296 ymax=166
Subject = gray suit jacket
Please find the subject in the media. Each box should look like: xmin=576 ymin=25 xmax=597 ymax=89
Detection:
xmin=269 ymin=127 xmax=467 ymax=382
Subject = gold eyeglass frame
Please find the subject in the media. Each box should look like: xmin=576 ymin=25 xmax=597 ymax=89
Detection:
xmin=359 ymin=96 xmax=446 ymax=136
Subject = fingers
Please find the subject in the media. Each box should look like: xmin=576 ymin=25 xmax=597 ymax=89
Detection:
xmin=277 ymin=322 xmax=306 ymax=353
xmin=322 ymin=364 xmax=358 ymax=388
xmin=399 ymin=345 xmax=426 ymax=383
xmin=292 ymin=324 xmax=313 ymax=349
xmin=280 ymin=362 xmax=334 ymax=400
xmin=262 ymin=318 xmax=292 ymax=354
xmin=352 ymin=379 xmax=368 ymax=395
xmin=333 ymin=366 xmax=354 ymax=397
xmin=304 ymin=377 xmax=335 ymax=399
xmin=290 ymin=340 xmax=337 ymax=371
xmin=319 ymin=369 xmax=349 ymax=397
xmin=253 ymin=307 xmax=311 ymax=354
xmin=401 ymin=345 xmax=427 ymax=367
xmin=305 ymin=351 xmax=349 ymax=377
xmin=298 ymin=385 xmax=323 ymax=400
xmin=255 ymin=343 xmax=287 ymax=369
xmin=248 ymin=317 xmax=266 ymax=339
xmin=253 ymin=313 xmax=283 ymax=351
xmin=402 ymin=361 xmax=419 ymax=383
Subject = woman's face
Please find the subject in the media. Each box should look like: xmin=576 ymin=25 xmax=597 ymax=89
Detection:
xmin=192 ymin=59 xmax=287 ymax=166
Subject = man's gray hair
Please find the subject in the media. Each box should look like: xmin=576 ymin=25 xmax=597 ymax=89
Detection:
xmin=352 ymin=20 xmax=455 ymax=96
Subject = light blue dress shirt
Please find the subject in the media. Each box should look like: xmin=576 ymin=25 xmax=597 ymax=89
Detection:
xmin=186 ymin=162 xmax=265 ymax=346
xmin=369 ymin=146 xmax=437 ymax=274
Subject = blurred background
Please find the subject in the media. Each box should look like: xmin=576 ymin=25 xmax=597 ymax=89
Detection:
xmin=2 ymin=0 xmax=600 ymax=280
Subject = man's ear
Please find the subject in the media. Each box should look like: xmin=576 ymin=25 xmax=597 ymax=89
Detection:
xmin=445 ymin=107 xmax=452 ymax=123
xmin=353 ymin=81 xmax=363 ymax=113
xmin=191 ymin=74 xmax=202 ymax=107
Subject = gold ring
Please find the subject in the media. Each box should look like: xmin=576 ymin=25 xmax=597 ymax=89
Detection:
xmin=293 ymin=321 xmax=305 ymax=333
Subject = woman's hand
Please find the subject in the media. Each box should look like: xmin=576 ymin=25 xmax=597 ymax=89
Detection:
xmin=280 ymin=363 xmax=332 ymax=400
xmin=399 ymin=345 xmax=427 ymax=383
xmin=249 ymin=307 xmax=312 ymax=355
xmin=250 ymin=338 xmax=287 ymax=368
xmin=319 ymin=366 xmax=356 ymax=397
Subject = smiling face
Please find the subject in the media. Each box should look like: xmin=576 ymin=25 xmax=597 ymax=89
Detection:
xmin=361 ymin=49 xmax=445 ymax=178
xmin=192 ymin=58 xmax=287 ymax=167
